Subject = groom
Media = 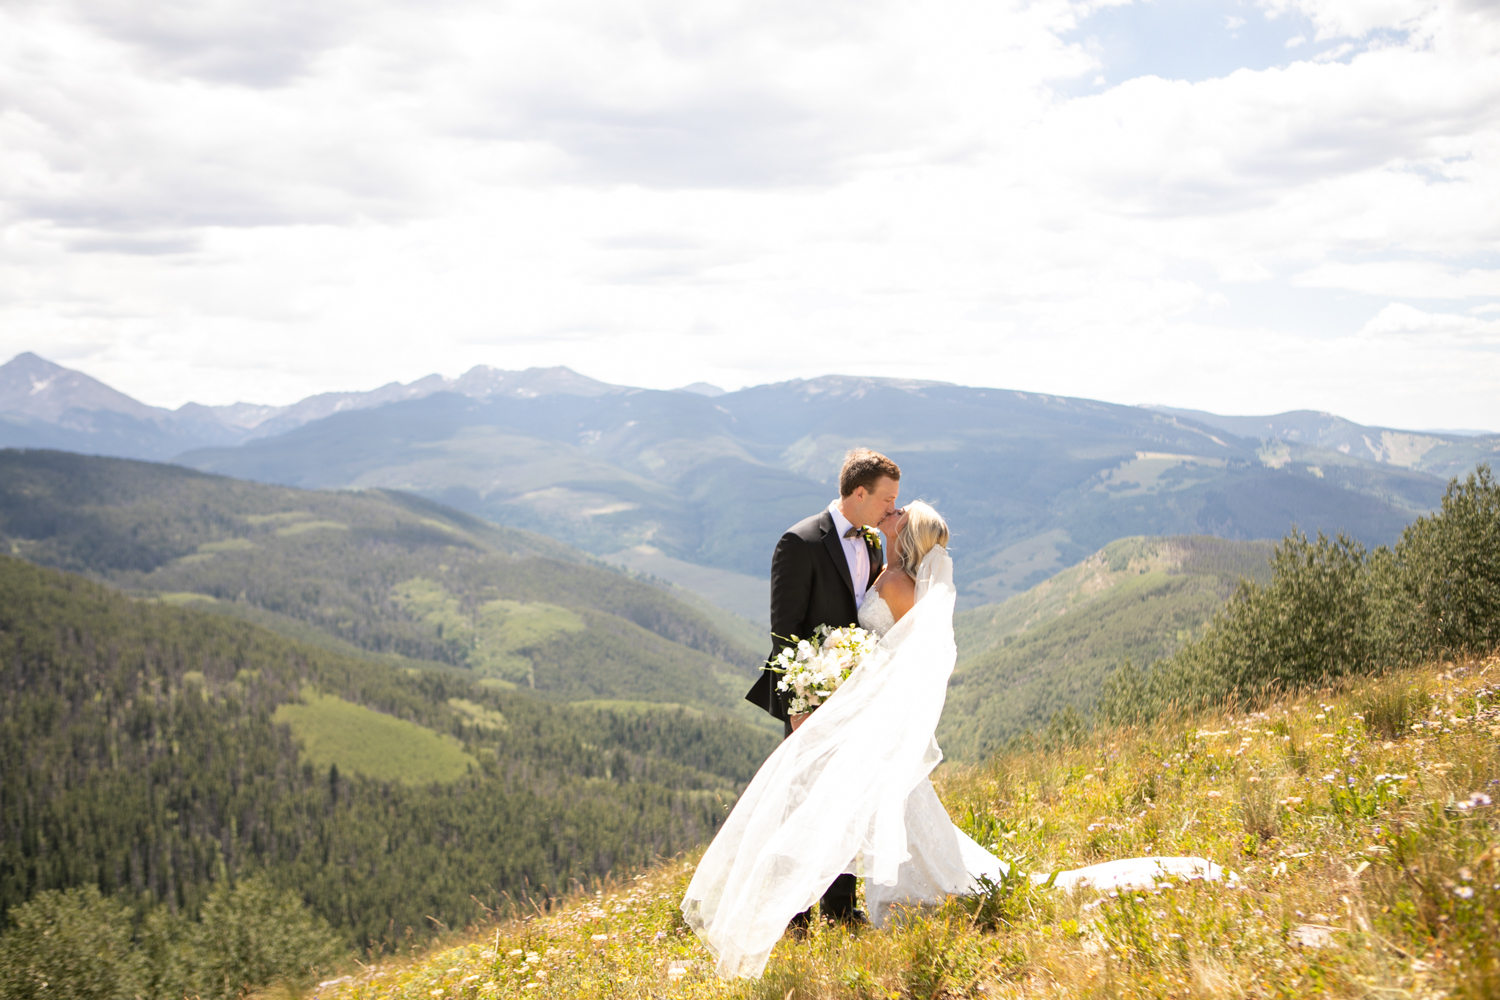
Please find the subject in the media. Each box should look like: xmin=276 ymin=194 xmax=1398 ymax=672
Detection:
xmin=745 ymin=447 xmax=901 ymax=926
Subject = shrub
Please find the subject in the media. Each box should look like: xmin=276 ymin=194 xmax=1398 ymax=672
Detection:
xmin=188 ymin=875 xmax=343 ymax=1000
xmin=1396 ymin=464 xmax=1500 ymax=660
xmin=1213 ymin=529 xmax=1373 ymax=693
xmin=1101 ymin=530 xmax=1371 ymax=723
xmin=0 ymin=886 xmax=146 ymax=1000
xmin=1101 ymin=464 xmax=1500 ymax=726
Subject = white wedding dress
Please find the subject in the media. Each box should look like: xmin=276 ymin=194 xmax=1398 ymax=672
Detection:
xmin=681 ymin=546 xmax=1228 ymax=979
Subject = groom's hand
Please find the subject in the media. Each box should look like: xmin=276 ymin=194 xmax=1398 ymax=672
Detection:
xmin=790 ymin=713 xmax=810 ymax=732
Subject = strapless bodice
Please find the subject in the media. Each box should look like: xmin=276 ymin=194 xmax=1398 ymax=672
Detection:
xmin=858 ymin=590 xmax=896 ymax=636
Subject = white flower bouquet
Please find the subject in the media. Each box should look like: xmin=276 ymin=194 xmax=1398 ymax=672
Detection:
xmin=765 ymin=623 xmax=879 ymax=716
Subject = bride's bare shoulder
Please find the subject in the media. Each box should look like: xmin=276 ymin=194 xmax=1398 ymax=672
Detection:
xmin=877 ymin=567 xmax=916 ymax=621
xmin=878 ymin=567 xmax=915 ymax=598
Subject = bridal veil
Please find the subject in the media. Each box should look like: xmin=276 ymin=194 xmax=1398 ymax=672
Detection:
xmin=682 ymin=546 xmax=1000 ymax=978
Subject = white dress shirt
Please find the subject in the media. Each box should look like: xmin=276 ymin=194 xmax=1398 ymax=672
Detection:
xmin=828 ymin=500 xmax=871 ymax=609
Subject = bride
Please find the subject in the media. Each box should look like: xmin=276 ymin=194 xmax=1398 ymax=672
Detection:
xmin=682 ymin=501 xmax=1225 ymax=979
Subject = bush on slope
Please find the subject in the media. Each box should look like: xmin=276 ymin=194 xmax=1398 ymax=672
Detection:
xmin=1101 ymin=464 xmax=1500 ymax=723
xmin=0 ymin=877 xmax=341 ymax=1000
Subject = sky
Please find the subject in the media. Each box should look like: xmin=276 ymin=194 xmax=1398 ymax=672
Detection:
xmin=2 ymin=0 xmax=1498 ymax=430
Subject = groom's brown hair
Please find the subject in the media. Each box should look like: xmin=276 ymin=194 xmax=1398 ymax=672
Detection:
xmin=839 ymin=448 xmax=901 ymax=497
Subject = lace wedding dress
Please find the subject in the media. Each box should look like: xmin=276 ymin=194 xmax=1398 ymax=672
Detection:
xmin=681 ymin=547 xmax=1228 ymax=979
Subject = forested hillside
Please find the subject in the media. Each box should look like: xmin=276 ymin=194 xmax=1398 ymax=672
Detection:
xmin=0 ymin=554 xmax=776 ymax=950
xmin=939 ymin=535 xmax=1276 ymax=758
xmin=0 ymin=450 xmax=764 ymax=718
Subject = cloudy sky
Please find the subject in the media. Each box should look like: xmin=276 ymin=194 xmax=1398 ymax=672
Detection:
xmin=2 ymin=0 xmax=1497 ymax=429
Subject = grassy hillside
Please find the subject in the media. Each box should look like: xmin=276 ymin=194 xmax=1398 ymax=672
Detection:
xmin=0 ymin=450 xmax=765 ymax=718
xmin=0 ymin=553 xmax=777 ymax=949
xmin=272 ymin=690 xmax=478 ymax=784
xmin=940 ymin=536 xmax=1276 ymax=759
xmin=307 ymin=655 xmax=1500 ymax=1000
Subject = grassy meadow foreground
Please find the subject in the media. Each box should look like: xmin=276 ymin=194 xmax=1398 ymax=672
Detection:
xmin=319 ymin=656 xmax=1500 ymax=1000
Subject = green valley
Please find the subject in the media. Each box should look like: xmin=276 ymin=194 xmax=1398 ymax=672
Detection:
xmin=0 ymin=450 xmax=767 ymax=721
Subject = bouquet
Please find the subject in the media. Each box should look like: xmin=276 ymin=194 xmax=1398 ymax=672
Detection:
xmin=764 ymin=623 xmax=879 ymax=716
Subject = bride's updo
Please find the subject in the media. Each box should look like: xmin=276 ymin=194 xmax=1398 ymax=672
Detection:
xmin=896 ymin=500 xmax=949 ymax=577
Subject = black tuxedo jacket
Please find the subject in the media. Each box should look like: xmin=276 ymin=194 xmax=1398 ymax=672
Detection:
xmin=745 ymin=509 xmax=883 ymax=722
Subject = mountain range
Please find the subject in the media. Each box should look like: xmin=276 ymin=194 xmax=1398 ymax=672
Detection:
xmin=0 ymin=448 xmax=1294 ymax=759
xmin=4 ymin=352 xmax=1496 ymax=610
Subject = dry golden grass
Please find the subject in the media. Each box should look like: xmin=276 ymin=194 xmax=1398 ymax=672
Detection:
xmin=315 ymin=656 xmax=1500 ymax=1000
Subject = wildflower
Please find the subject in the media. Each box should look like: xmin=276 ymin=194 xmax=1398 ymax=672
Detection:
xmin=1454 ymin=886 xmax=1475 ymax=900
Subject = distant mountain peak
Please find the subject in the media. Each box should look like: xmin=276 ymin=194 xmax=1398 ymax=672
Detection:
xmin=675 ymin=382 xmax=725 ymax=397
xmin=0 ymin=352 xmax=160 ymax=423
xmin=451 ymin=365 xmax=622 ymax=399
xmin=771 ymin=374 xmax=954 ymax=398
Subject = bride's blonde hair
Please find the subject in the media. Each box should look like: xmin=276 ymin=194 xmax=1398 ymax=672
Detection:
xmin=896 ymin=500 xmax=949 ymax=578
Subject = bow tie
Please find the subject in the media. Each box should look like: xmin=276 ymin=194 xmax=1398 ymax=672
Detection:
xmin=844 ymin=526 xmax=872 ymax=541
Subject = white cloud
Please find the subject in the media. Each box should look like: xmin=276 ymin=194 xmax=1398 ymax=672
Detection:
xmin=1258 ymin=0 xmax=1433 ymax=40
xmin=1295 ymin=262 xmax=1500 ymax=298
xmin=1359 ymin=302 xmax=1500 ymax=343
xmin=0 ymin=0 xmax=1497 ymax=430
